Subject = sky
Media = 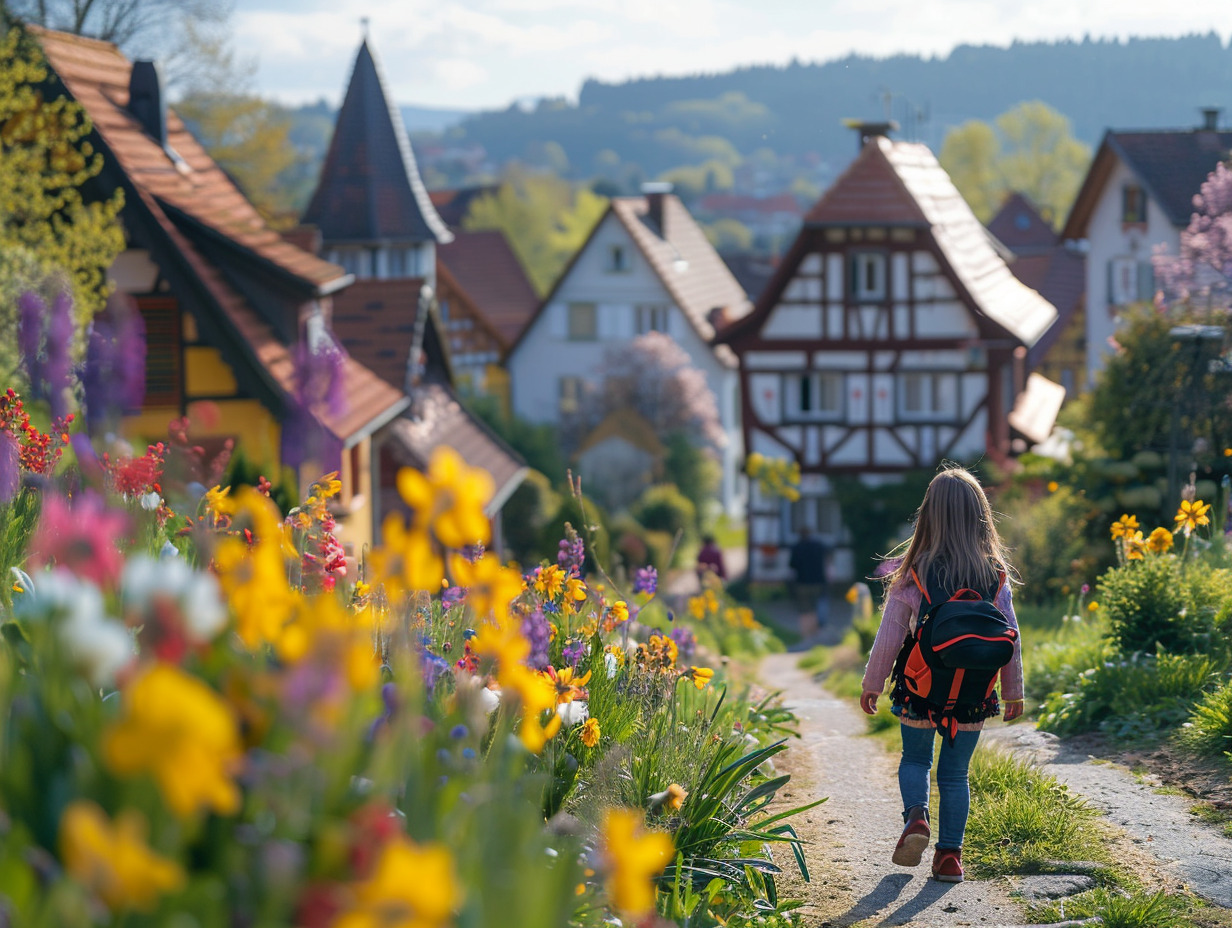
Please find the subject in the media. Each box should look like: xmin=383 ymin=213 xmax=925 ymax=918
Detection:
xmin=231 ymin=0 xmax=1232 ymax=111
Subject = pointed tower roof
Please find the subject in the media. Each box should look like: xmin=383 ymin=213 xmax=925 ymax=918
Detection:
xmin=304 ymin=40 xmax=452 ymax=245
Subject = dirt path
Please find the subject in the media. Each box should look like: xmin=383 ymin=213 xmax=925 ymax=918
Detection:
xmin=764 ymin=652 xmax=1028 ymax=927
xmin=981 ymin=725 xmax=1232 ymax=908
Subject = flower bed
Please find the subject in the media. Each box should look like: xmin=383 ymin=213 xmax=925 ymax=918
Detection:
xmin=0 ymin=398 xmax=815 ymax=927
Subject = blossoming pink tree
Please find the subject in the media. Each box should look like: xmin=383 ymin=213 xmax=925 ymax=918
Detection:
xmin=1153 ymin=161 xmax=1232 ymax=313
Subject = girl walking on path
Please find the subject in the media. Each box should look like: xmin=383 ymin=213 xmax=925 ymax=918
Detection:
xmin=858 ymin=467 xmax=1025 ymax=884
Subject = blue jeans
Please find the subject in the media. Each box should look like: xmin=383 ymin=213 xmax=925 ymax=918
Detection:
xmin=898 ymin=724 xmax=980 ymax=850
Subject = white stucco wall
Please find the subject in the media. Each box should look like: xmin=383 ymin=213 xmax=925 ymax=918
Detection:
xmin=508 ymin=211 xmax=744 ymax=514
xmin=1083 ymin=158 xmax=1180 ymax=382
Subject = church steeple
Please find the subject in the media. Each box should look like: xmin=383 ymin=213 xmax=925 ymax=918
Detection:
xmin=304 ymin=38 xmax=451 ymax=250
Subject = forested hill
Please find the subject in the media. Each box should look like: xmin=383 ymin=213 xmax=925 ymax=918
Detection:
xmin=431 ymin=33 xmax=1232 ymax=188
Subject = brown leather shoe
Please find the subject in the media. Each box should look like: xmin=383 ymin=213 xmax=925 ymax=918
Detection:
xmin=932 ymin=847 xmax=964 ymax=882
xmin=891 ymin=806 xmax=930 ymax=867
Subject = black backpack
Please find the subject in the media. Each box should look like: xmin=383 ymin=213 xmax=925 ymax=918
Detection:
xmin=891 ymin=568 xmax=1018 ymax=741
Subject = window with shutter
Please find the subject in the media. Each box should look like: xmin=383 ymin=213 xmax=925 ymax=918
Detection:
xmin=136 ymin=296 xmax=181 ymax=409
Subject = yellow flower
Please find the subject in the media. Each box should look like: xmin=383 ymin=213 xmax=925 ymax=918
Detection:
xmin=580 ymin=717 xmax=601 ymax=748
xmin=845 ymin=585 xmax=859 ymax=605
xmin=606 ymin=600 xmax=629 ymax=629
xmin=604 ymin=644 xmax=627 ymax=668
xmin=685 ymin=666 xmax=715 ymax=690
xmin=334 ymin=836 xmax=460 ymax=928
xmin=1125 ymin=529 xmax=1146 ymax=560
xmin=202 ymin=484 xmax=232 ymax=526
xmin=372 ymin=513 xmax=444 ymax=597
xmin=1047 ymin=481 xmax=1059 ymax=493
xmin=311 ymin=471 xmax=342 ymax=500
xmin=601 ymin=808 xmax=674 ymax=917
xmin=737 ymin=606 xmax=757 ymax=629
xmin=450 ymin=554 xmax=523 ymax=625
xmin=397 ymin=447 xmax=494 ymax=550
xmin=473 ymin=620 xmax=561 ymax=752
xmin=212 ymin=488 xmax=297 ymax=649
xmin=1087 ymin=600 xmax=1100 ymax=612
xmin=103 ymin=664 xmax=243 ymax=819
xmin=664 ymin=783 xmax=687 ymax=812
xmin=687 ymin=595 xmax=706 ymax=620
xmin=534 ymin=564 xmax=565 ymax=599
xmin=703 ymin=590 xmax=719 ymax=615
xmin=60 ymin=801 xmax=184 ymax=912
xmin=1146 ymin=526 xmax=1174 ymax=554
xmin=1110 ymin=513 xmax=1140 ymax=540
xmin=1174 ymin=499 xmax=1212 ymax=536
xmin=546 ymin=665 xmax=592 ymax=704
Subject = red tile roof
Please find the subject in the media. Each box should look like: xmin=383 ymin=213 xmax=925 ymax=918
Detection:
xmin=330 ymin=278 xmax=425 ymax=392
xmin=438 ymin=230 xmax=539 ymax=346
xmin=32 ymin=26 xmax=407 ymax=442
xmin=303 ymin=40 xmax=451 ymax=245
xmin=383 ymin=383 xmax=526 ymax=515
xmin=804 ymin=142 xmax=929 ymax=226
xmin=33 ymin=27 xmax=346 ymax=291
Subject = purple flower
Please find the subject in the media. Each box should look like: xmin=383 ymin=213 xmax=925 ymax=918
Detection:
xmin=82 ymin=299 xmax=147 ymax=429
xmin=18 ymin=292 xmax=44 ymax=391
xmin=44 ymin=292 xmax=75 ymax=420
xmin=522 ymin=608 xmax=551 ymax=670
xmin=0 ymin=431 xmax=18 ymax=503
xmin=441 ymin=585 xmax=467 ymax=608
xmin=557 ymin=528 xmax=585 ymax=578
xmin=670 ymin=626 xmax=697 ymax=661
xmin=633 ymin=566 xmax=658 ymax=596
xmin=461 ymin=543 xmax=485 ymax=563
xmin=562 ymin=638 xmax=586 ymax=667
xmin=1081 ymin=584 xmax=1090 ymax=595
xmin=421 ymin=652 xmax=451 ymax=692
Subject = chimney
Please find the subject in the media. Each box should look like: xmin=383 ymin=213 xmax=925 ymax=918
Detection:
xmin=842 ymin=118 xmax=899 ymax=153
xmin=128 ymin=60 xmax=166 ymax=145
xmin=1200 ymin=107 xmax=1222 ymax=131
xmin=641 ymin=181 xmax=673 ymax=235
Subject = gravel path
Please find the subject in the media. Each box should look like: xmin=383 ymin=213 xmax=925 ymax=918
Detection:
xmin=764 ymin=653 xmax=1029 ymax=927
xmin=981 ymin=725 xmax=1232 ymax=908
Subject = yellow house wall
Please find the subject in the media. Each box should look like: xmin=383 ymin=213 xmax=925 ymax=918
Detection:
xmin=331 ymin=438 xmax=374 ymax=553
xmin=185 ymin=346 xmax=239 ymax=396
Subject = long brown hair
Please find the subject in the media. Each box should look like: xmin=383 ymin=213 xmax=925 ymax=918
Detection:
xmin=882 ymin=466 xmax=1014 ymax=597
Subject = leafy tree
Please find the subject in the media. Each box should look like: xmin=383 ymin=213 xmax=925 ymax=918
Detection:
xmin=0 ymin=24 xmax=125 ymax=376
xmin=463 ymin=170 xmax=606 ymax=295
xmin=175 ymin=93 xmax=300 ymax=224
xmin=703 ymin=218 xmax=753 ymax=252
xmin=939 ymin=100 xmax=1091 ymax=226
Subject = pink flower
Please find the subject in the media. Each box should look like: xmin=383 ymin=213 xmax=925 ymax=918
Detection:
xmin=27 ymin=492 xmax=128 ymax=589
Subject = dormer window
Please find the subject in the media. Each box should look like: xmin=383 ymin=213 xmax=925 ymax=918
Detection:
xmin=607 ymin=244 xmax=630 ymax=273
xmin=851 ymin=252 xmax=886 ymax=302
xmin=1122 ymin=185 xmax=1147 ymax=225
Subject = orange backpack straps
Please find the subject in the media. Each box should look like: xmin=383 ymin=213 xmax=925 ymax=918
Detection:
xmin=910 ymin=569 xmax=930 ymax=604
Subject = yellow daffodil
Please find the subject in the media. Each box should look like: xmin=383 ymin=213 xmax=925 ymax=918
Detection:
xmin=1146 ymin=526 xmax=1174 ymax=554
xmin=1110 ymin=513 xmax=1139 ymax=540
xmin=103 ymin=664 xmax=242 ymax=819
xmin=396 ymin=447 xmax=494 ymax=550
xmin=60 ymin=801 xmax=184 ymax=912
xmin=1175 ymin=499 xmax=1211 ymax=536
xmin=1125 ymin=529 xmax=1146 ymax=560
xmin=1087 ymin=600 xmax=1099 ymax=612
xmin=601 ymin=808 xmax=674 ymax=917
xmin=334 ymin=836 xmax=460 ymax=928
xmin=450 ymin=554 xmax=523 ymax=625
xmin=580 ymin=717 xmax=601 ymax=748
xmin=534 ymin=564 xmax=565 ymax=599
xmin=685 ymin=666 xmax=715 ymax=690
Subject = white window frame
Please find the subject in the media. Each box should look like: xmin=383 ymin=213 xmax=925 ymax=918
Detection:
xmin=898 ymin=371 xmax=959 ymax=420
xmin=634 ymin=304 xmax=669 ymax=334
xmin=852 ymin=252 xmax=887 ymax=302
xmin=783 ymin=371 xmax=844 ymax=421
xmin=566 ymin=302 xmax=598 ymax=341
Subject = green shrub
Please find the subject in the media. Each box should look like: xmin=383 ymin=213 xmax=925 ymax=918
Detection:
xmin=1099 ymin=556 xmax=1198 ymax=655
xmin=1182 ymin=675 xmax=1232 ymax=758
xmin=631 ymin=484 xmax=697 ymax=556
xmin=997 ymin=485 xmax=1098 ymax=605
xmin=663 ymin=431 xmax=721 ymax=525
xmin=1039 ymin=651 xmax=1219 ymax=739
xmin=502 ymin=469 xmax=561 ymax=564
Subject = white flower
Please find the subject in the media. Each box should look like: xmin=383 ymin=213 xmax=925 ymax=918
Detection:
xmin=139 ymin=491 xmax=161 ymax=511
xmin=24 ymin=570 xmax=133 ymax=687
xmin=120 ymin=556 xmax=227 ymax=643
xmin=478 ymin=685 xmax=501 ymax=715
xmin=604 ymin=651 xmax=620 ymax=678
xmin=557 ymin=700 xmax=589 ymax=726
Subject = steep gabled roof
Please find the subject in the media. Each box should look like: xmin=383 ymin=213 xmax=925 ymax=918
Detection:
xmin=987 ymin=193 xmax=1057 ymax=254
xmin=303 ymin=40 xmax=451 ymax=246
xmin=438 ymin=230 xmax=539 ymax=346
xmin=32 ymin=26 xmax=407 ymax=443
xmin=611 ymin=195 xmax=751 ymax=350
xmin=720 ymin=138 xmax=1058 ymax=348
xmin=33 ymin=26 xmax=347 ymax=293
xmin=1063 ymin=128 xmax=1232 ymax=238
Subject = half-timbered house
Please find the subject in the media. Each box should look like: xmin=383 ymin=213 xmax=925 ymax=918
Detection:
xmin=716 ymin=130 xmax=1059 ymax=583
